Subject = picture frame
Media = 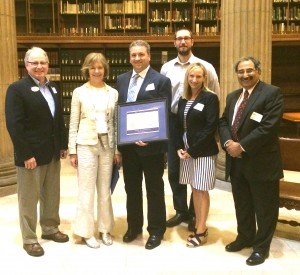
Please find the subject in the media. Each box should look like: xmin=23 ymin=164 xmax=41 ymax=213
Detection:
xmin=117 ymin=98 xmax=169 ymax=146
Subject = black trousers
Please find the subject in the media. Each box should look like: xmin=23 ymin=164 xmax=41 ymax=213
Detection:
xmin=168 ymin=113 xmax=194 ymax=217
xmin=122 ymin=150 xmax=166 ymax=236
xmin=230 ymin=158 xmax=279 ymax=253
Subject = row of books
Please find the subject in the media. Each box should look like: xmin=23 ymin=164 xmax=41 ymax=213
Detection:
xmin=60 ymin=26 xmax=100 ymax=36
xmin=195 ymin=0 xmax=218 ymax=3
xmin=63 ymin=99 xmax=72 ymax=114
xmin=273 ymin=22 xmax=300 ymax=32
xmin=104 ymin=16 xmax=145 ymax=30
xmin=195 ymin=7 xmax=219 ymax=20
xmin=104 ymin=1 xmax=146 ymax=14
xmin=195 ymin=23 xmax=219 ymax=34
xmin=273 ymin=6 xmax=300 ymax=20
xmin=149 ymin=9 xmax=191 ymax=22
xmin=60 ymin=0 xmax=101 ymax=14
xmin=61 ymin=67 xmax=85 ymax=81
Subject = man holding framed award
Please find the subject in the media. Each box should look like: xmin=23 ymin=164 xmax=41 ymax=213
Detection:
xmin=117 ymin=40 xmax=172 ymax=250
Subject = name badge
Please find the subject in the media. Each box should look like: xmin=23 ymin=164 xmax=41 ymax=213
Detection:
xmin=145 ymin=83 xmax=155 ymax=91
xmin=51 ymin=87 xmax=58 ymax=94
xmin=193 ymin=103 xmax=204 ymax=111
xmin=250 ymin=111 xmax=263 ymax=122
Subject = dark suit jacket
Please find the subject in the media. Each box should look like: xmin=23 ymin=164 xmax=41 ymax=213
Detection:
xmin=176 ymin=89 xmax=219 ymax=158
xmin=219 ymin=81 xmax=284 ymax=182
xmin=5 ymin=75 xmax=67 ymax=167
xmin=117 ymin=67 xmax=172 ymax=156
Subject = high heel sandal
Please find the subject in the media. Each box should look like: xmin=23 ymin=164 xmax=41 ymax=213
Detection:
xmin=186 ymin=229 xmax=208 ymax=248
xmin=100 ymin=232 xmax=113 ymax=246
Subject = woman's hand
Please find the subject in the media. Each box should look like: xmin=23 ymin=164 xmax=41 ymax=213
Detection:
xmin=177 ymin=149 xmax=190 ymax=160
xmin=70 ymin=154 xmax=78 ymax=168
xmin=114 ymin=154 xmax=122 ymax=167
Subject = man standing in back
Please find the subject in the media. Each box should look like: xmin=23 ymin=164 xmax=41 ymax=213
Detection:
xmin=161 ymin=28 xmax=220 ymax=230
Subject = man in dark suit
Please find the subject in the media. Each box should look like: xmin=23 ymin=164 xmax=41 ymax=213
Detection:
xmin=219 ymin=56 xmax=284 ymax=266
xmin=5 ymin=47 xmax=69 ymax=257
xmin=117 ymin=40 xmax=172 ymax=249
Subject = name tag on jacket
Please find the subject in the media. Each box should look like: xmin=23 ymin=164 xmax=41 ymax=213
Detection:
xmin=193 ymin=103 xmax=204 ymax=111
xmin=250 ymin=111 xmax=263 ymax=122
xmin=145 ymin=83 xmax=155 ymax=91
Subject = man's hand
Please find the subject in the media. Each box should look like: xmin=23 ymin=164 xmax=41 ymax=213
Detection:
xmin=226 ymin=140 xmax=243 ymax=158
xmin=135 ymin=140 xmax=148 ymax=147
xmin=24 ymin=157 xmax=37 ymax=169
xmin=60 ymin=150 xmax=68 ymax=159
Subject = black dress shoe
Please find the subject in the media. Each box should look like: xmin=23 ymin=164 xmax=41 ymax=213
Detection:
xmin=225 ymin=240 xmax=252 ymax=252
xmin=166 ymin=213 xmax=189 ymax=227
xmin=145 ymin=235 xmax=162 ymax=250
xmin=246 ymin=251 xmax=269 ymax=266
xmin=123 ymin=229 xmax=142 ymax=243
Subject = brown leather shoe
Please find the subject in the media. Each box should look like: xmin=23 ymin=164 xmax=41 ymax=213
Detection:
xmin=23 ymin=243 xmax=44 ymax=257
xmin=41 ymin=231 xmax=69 ymax=243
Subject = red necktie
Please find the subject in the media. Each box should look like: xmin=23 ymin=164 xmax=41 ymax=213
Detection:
xmin=231 ymin=90 xmax=249 ymax=141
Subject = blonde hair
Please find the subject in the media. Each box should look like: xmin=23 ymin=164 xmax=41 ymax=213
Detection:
xmin=81 ymin=52 xmax=109 ymax=79
xmin=182 ymin=63 xmax=209 ymax=100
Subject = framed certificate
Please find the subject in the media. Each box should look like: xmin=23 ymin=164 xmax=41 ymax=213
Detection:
xmin=117 ymin=99 xmax=169 ymax=145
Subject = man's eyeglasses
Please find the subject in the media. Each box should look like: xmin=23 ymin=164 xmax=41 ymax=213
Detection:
xmin=27 ymin=61 xmax=49 ymax=67
xmin=175 ymin=36 xmax=192 ymax=42
xmin=237 ymin=68 xmax=256 ymax=75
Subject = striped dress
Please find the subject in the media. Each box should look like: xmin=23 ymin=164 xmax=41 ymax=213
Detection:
xmin=179 ymin=100 xmax=216 ymax=191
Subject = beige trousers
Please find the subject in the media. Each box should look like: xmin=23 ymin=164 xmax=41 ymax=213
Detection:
xmin=17 ymin=158 xmax=61 ymax=244
xmin=73 ymin=135 xmax=114 ymax=238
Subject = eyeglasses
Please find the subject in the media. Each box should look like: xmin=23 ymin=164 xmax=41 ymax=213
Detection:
xmin=175 ymin=36 xmax=192 ymax=42
xmin=237 ymin=68 xmax=256 ymax=75
xmin=27 ymin=61 xmax=49 ymax=67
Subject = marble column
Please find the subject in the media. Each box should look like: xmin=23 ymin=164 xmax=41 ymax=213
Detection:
xmin=217 ymin=0 xmax=272 ymax=180
xmin=0 ymin=1 xmax=18 ymax=195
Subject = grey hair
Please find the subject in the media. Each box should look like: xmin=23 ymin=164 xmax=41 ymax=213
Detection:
xmin=24 ymin=47 xmax=49 ymax=64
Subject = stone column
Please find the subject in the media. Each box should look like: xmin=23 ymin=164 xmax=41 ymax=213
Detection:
xmin=0 ymin=1 xmax=18 ymax=195
xmin=217 ymin=0 xmax=272 ymax=180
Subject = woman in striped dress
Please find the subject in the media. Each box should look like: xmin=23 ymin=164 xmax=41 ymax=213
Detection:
xmin=176 ymin=63 xmax=219 ymax=247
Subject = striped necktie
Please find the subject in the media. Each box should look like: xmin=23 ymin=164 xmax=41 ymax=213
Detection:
xmin=231 ymin=90 xmax=249 ymax=141
xmin=127 ymin=74 xmax=139 ymax=102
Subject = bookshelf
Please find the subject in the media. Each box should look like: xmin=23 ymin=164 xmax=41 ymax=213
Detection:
xmin=194 ymin=0 xmax=220 ymax=35
xmin=272 ymin=0 xmax=300 ymax=34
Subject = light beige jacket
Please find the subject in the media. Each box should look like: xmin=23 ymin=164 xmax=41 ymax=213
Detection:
xmin=68 ymin=82 xmax=118 ymax=155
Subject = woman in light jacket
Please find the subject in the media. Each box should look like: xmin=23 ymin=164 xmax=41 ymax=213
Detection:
xmin=68 ymin=53 xmax=121 ymax=248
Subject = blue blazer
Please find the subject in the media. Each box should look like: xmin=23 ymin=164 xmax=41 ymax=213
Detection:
xmin=5 ymin=76 xmax=67 ymax=167
xmin=117 ymin=67 xmax=172 ymax=156
xmin=176 ymin=89 xmax=219 ymax=158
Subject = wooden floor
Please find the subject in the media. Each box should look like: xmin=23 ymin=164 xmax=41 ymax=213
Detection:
xmin=0 ymin=159 xmax=299 ymax=275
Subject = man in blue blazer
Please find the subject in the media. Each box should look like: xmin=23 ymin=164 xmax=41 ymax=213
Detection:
xmin=219 ymin=57 xmax=284 ymax=266
xmin=117 ymin=40 xmax=172 ymax=249
xmin=5 ymin=47 xmax=69 ymax=257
